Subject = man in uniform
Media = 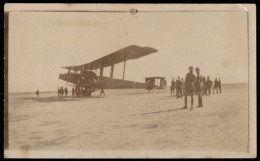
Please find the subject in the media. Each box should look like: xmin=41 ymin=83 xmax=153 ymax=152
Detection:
xmin=195 ymin=67 xmax=203 ymax=107
xmin=60 ymin=86 xmax=64 ymax=98
xmin=76 ymin=86 xmax=80 ymax=97
xmin=36 ymin=89 xmax=40 ymax=98
xmin=175 ymin=78 xmax=179 ymax=97
xmin=72 ymin=87 xmax=75 ymax=97
xmin=100 ymin=85 xmax=105 ymax=96
xmin=182 ymin=66 xmax=196 ymax=110
xmin=202 ymin=77 xmax=207 ymax=96
xmin=176 ymin=77 xmax=183 ymax=98
xmin=218 ymin=77 xmax=222 ymax=94
xmin=64 ymin=87 xmax=68 ymax=97
xmin=213 ymin=78 xmax=219 ymax=94
xmin=181 ymin=78 xmax=185 ymax=96
xmin=170 ymin=77 xmax=175 ymax=97
xmin=206 ymin=76 xmax=212 ymax=96
xmin=146 ymin=80 xmax=153 ymax=93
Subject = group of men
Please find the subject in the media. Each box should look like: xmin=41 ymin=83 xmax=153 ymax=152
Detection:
xmin=58 ymin=86 xmax=68 ymax=98
xmin=71 ymin=86 xmax=84 ymax=97
xmin=213 ymin=78 xmax=222 ymax=94
xmin=170 ymin=66 xmax=222 ymax=111
xmin=170 ymin=77 xmax=185 ymax=98
xmin=201 ymin=77 xmax=222 ymax=96
xmin=70 ymin=86 xmax=105 ymax=97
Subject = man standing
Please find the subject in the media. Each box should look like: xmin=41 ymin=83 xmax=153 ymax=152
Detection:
xmin=64 ymin=87 xmax=68 ymax=97
xmin=100 ymin=85 xmax=105 ymax=96
xmin=202 ymin=77 xmax=207 ymax=96
xmin=182 ymin=66 xmax=196 ymax=110
xmin=176 ymin=77 xmax=182 ymax=98
xmin=36 ymin=89 xmax=40 ymax=98
xmin=76 ymin=87 xmax=80 ymax=97
xmin=176 ymin=78 xmax=179 ymax=98
xmin=72 ymin=87 xmax=75 ymax=97
xmin=179 ymin=78 xmax=183 ymax=98
xmin=146 ymin=80 xmax=153 ymax=93
xmin=181 ymin=78 xmax=185 ymax=96
xmin=213 ymin=78 xmax=218 ymax=94
xmin=60 ymin=86 xmax=64 ymax=98
xmin=170 ymin=78 xmax=175 ymax=97
xmin=218 ymin=77 xmax=222 ymax=94
xmin=195 ymin=67 xmax=203 ymax=107
xmin=206 ymin=76 xmax=212 ymax=96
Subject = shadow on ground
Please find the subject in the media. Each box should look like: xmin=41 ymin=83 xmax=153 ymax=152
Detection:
xmin=130 ymin=108 xmax=186 ymax=116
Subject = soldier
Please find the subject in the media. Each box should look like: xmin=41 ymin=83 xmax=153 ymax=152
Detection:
xmin=146 ymin=80 xmax=150 ymax=93
xmin=76 ymin=87 xmax=79 ymax=97
xmin=213 ymin=78 xmax=218 ymax=94
xmin=175 ymin=78 xmax=179 ymax=97
xmin=179 ymin=78 xmax=183 ymax=98
xmin=202 ymin=77 xmax=207 ymax=96
xmin=206 ymin=76 xmax=212 ymax=96
xmin=100 ymin=85 xmax=105 ymax=96
xmin=218 ymin=77 xmax=222 ymax=94
xmin=170 ymin=78 xmax=175 ymax=97
xmin=72 ymin=87 xmax=75 ymax=97
xmin=60 ymin=86 xmax=64 ymax=98
xmin=195 ymin=67 xmax=203 ymax=107
xmin=36 ymin=89 xmax=39 ymax=98
xmin=64 ymin=87 xmax=68 ymax=97
xmin=176 ymin=77 xmax=182 ymax=98
xmin=181 ymin=78 xmax=185 ymax=96
xmin=182 ymin=66 xmax=196 ymax=110
xmin=147 ymin=80 xmax=154 ymax=93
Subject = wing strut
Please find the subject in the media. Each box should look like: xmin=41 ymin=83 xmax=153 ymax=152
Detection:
xmin=122 ymin=52 xmax=127 ymax=80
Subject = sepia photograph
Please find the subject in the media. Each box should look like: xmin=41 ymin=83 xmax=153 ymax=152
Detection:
xmin=4 ymin=4 xmax=256 ymax=158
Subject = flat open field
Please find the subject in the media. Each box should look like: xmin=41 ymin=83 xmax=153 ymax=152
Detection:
xmin=7 ymin=84 xmax=248 ymax=152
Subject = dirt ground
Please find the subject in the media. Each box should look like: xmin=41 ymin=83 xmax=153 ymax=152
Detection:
xmin=7 ymin=84 xmax=248 ymax=153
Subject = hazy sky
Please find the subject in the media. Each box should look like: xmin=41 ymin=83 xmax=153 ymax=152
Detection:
xmin=8 ymin=11 xmax=248 ymax=93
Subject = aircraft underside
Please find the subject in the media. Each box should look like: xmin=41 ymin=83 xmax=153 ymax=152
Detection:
xmin=59 ymin=73 xmax=146 ymax=90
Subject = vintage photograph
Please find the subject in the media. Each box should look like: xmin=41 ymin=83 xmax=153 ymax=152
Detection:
xmin=4 ymin=4 xmax=256 ymax=158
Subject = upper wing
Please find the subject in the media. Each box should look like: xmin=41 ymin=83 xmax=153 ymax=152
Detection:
xmin=62 ymin=45 xmax=158 ymax=71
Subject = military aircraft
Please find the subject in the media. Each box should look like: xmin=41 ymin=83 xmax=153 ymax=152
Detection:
xmin=59 ymin=45 xmax=158 ymax=97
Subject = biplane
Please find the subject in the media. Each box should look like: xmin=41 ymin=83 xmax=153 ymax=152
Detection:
xmin=59 ymin=45 xmax=158 ymax=96
xmin=145 ymin=77 xmax=167 ymax=91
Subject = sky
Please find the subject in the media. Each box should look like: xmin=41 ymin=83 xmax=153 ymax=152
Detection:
xmin=8 ymin=11 xmax=248 ymax=93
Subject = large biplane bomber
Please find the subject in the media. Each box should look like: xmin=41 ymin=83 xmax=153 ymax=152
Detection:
xmin=59 ymin=45 xmax=165 ymax=97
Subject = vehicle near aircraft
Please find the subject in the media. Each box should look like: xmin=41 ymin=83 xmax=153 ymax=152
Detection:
xmin=145 ymin=77 xmax=167 ymax=91
xmin=59 ymin=45 xmax=158 ymax=96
